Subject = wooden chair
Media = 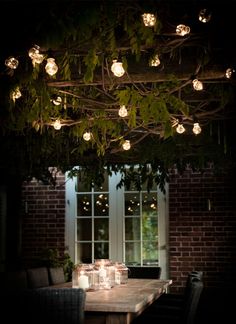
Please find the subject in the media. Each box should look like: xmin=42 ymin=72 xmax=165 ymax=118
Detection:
xmin=128 ymin=266 xmax=162 ymax=279
xmin=48 ymin=266 xmax=66 ymax=285
xmin=21 ymin=288 xmax=86 ymax=324
xmin=132 ymin=274 xmax=204 ymax=324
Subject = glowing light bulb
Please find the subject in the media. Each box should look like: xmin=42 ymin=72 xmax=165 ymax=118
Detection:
xmin=142 ymin=13 xmax=156 ymax=27
xmin=28 ymin=45 xmax=40 ymax=59
xmin=176 ymin=24 xmax=190 ymax=36
xmin=45 ymin=57 xmax=58 ymax=76
xmin=149 ymin=54 xmax=160 ymax=67
xmin=198 ymin=9 xmax=211 ymax=23
xmin=192 ymin=79 xmax=203 ymax=91
xmin=83 ymin=131 xmax=92 ymax=141
xmin=118 ymin=105 xmax=128 ymax=117
xmin=5 ymin=56 xmax=19 ymax=69
xmin=225 ymin=68 xmax=235 ymax=79
xmin=122 ymin=140 xmax=131 ymax=150
xmin=11 ymin=87 xmax=22 ymax=101
xmin=111 ymin=59 xmax=125 ymax=77
xmin=53 ymin=119 xmax=62 ymax=130
xmin=192 ymin=122 xmax=201 ymax=135
xmin=52 ymin=96 xmax=62 ymax=105
xmin=176 ymin=123 xmax=185 ymax=134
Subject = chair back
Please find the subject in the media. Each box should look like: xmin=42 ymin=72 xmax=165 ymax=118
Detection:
xmin=128 ymin=266 xmax=161 ymax=279
xmin=27 ymin=267 xmax=50 ymax=288
xmin=48 ymin=267 xmax=66 ymax=285
xmin=23 ymin=287 xmax=86 ymax=324
xmin=182 ymin=276 xmax=204 ymax=324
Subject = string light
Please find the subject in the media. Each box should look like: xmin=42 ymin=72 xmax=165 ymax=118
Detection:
xmin=149 ymin=54 xmax=160 ymax=67
xmin=192 ymin=122 xmax=201 ymax=135
xmin=142 ymin=13 xmax=156 ymax=27
xmin=176 ymin=123 xmax=185 ymax=134
xmin=111 ymin=59 xmax=125 ymax=77
xmin=118 ymin=105 xmax=128 ymax=117
xmin=83 ymin=131 xmax=92 ymax=141
xmin=52 ymin=96 xmax=62 ymax=105
xmin=225 ymin=68 xmax=235 ymax=79
xmin=122 ymin=140 xmax=131 ymax=150
xmin=176 ymin=24 xmax=190 ymax=36
xmin=198 ymin=9 xmax=211 ymax=23
xmin=192 ymin=78 xmax=203 ymax=91
xmin=11 ymin=87 xmax=22 ymax=101
xmin=5 ymin=56 xmax=19 ymax=69
xmin=53 ymin=119 xmax=62 ymax=130
xmin=28 ymin=44 xmax=44 ymax=66
xmin=45 ymin=57 xmax=58 ymax=76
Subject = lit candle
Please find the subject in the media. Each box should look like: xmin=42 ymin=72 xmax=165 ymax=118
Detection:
xmin=78 ymin=273 xmax=89 ymax=290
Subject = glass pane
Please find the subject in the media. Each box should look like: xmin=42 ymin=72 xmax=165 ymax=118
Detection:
xmin=76 ymin=242 xmax=92 ymax=263
xmin=77 ymin=176 xmax=92 ymax=192
xmin=142 ymin=192 xmax=157 ymax=215
xmin=77 ymin=219 xmax=92 ymax=241
xmin=77 ymin=194 xmax=91 ymax=216
xmin=125 ymin=218 xmax=140 ymax=240
xmin=93 ymin=172 xmax=109 ymax=192
xmin=94 ymin=218 xmax=109 ymax=240
xmin=94 ymin=194 xmax=109 ymax=216
xmin=94 ymin=242 xmax=109 ymax=259
xmin=142 ymin=216 xmax=158 ymax=240
xmin=125 ymin=193 xmax=140 ymax=216
xmin=125 ymin=242 xmax=141 ymax=265
xmin=143 ymin=241 xmax=158 ymax=265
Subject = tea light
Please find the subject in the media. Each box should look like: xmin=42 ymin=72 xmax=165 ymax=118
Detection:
xmin=78 ymin=272 xmax=89 ymax=290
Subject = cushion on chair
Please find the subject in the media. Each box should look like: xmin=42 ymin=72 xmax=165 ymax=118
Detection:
xmin=27 ymin=267 xmax=50 ymax=288
xmin=48 ymin=267 xmax=65 ymax=285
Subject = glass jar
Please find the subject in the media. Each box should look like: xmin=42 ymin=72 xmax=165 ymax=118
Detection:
xmin=115 ymin=262 xmax=128 ymax=285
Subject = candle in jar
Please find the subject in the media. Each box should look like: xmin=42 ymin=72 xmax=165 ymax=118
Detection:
xmin=78 ymin=274 xmax=89 ymax=289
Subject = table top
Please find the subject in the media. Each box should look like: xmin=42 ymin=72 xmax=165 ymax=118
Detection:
xmin=53 ymin=278 xmax=172 ymax=314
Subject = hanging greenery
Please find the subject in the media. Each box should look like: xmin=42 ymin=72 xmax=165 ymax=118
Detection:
xmin=0 ymin=0 xmax=235 ymax=190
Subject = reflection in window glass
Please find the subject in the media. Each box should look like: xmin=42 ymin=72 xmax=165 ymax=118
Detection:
xmin=77 ymin=219 xmax=92 ymax=241
xmin=77 ymin=195 xmax=91 ymax=216
xmin=125 ymin=242 xmax=141 ymax=265
xmin=125 ymin=193 xmax=140 ymax=215
xmin=77 ymin=243 xmax=92 ymax=263
xmin=94 ymin=242 xmax=109 ymax=259
xmin=94 ymin=194 xmax=109 ymax=216
xmin=143 ymin=241 xmax=158 ymax=265
xmin=94 ymin=219 xmax=109 ymax=240
xmin=125 ymin=218 xmax=140 ymax=240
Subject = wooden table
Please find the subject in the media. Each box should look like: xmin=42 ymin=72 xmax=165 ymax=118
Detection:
xmin=54 ymin=278 xmax=172 ymax=324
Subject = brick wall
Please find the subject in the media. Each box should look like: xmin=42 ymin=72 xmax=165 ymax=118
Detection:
xmin=21 ymin=172 xmax=66 ymax=267
xmin=20 ymin=167 xmax=236 ymax=292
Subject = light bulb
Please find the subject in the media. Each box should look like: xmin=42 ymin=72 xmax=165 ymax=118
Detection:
xmin=5 ymin=56 xmax=19 ymax=69
xmin=225 ymin=68 xmax=235 ymax=79
xmin=122 ymin=140 xmax=131 ymax=150
xmin=83 ymin=131 xmax=92 ymax=141
xmin=52 ymin=96 xmax=62 ymax=105
xmin=53 ymin=119 xmax=62 ymax=130
xmin=192 ymin=122 xmax=201 ymax=135
xmin=118 ymin=105 xmax=128 ymax=117
xmin=198 ymin=9 xmax=211 ymax=23
xmin=176 ymin=123 xmax=185 ymax=134
xmin=45 ymin=57 xmax=58 ymax=76
xmin=111 ymin=59 xmax=125 ymax=77
xmin=176 ymin=24 xmax=190 ymax=36
xmin=149 ymin=54 xmax=160 ymax=67
xmin=28 ymin=45 xmax=40 ymax=59
xmin=142 ymin=13 xmax=156 ymax=27
xmin=192 ymin=79 xmax=203 ymax=91
xmin=11 ymin=87 xmax=22 ymax=101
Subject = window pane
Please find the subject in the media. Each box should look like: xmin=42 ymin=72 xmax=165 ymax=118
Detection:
xmin=77 ymin=219 xmax=92 ymax=241
xmin=142 ymin=192 xmax=157 ymax=215
xmin=93 ymin=173 xmax=108 ymax=191
xmin=125 ymin=242 xmax=141 ymax=265
xmin=77 ymin=195 xmax=91 ymax=216
xmin=76 ymin=243 xmax=92 ymax=263
xmin=77 ymin=177 xmax=92 ymax=192
xmin=94 ymin=194 xmax=109 ymax=216
xmin=142 ymin=217 xmax=158 ymax=240
xmin=125 ymin=193 xmax=140 ymax=215
xmin=125 ymin=218 xmax=140 ymax=240
xmin=94 ymin=218 xmax=109 ymax=240
xmin=143 ymin=241 xmax=158 ymax=265
xmin=94 ymin=242 xmax=109 ymax=259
